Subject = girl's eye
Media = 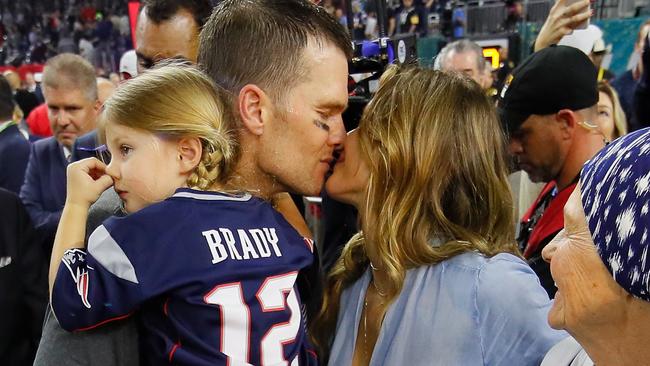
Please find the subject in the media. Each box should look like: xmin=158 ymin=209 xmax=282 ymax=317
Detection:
xmin=120 ymin=145 xmax=133 ymax=156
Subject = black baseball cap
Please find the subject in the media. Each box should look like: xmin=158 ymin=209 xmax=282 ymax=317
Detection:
xmin=497 ymin=45 xmax=598 ymax=135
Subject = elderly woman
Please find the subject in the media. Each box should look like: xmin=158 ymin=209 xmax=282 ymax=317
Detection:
xmin=541 ymin=128 xmax=650 ymax=365
xmin=313 ymin=66 xmax=566 ymax=365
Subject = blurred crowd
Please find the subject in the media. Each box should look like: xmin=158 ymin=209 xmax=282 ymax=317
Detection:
xmin=0 ymin=1 xmax=132 ymax=73
xmin=1 ymin=0 xmax=650 ymax=366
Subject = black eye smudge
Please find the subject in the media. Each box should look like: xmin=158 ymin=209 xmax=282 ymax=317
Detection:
xmin=313 ymin=119 xmax=330 ymax=132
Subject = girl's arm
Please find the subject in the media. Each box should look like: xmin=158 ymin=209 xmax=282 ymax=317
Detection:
xmin=49 ymin=158 xmax=113 ymax=298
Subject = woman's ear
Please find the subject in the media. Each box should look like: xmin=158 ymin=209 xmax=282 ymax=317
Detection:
xmin=177 ymin=137 xmax=203 ymax=174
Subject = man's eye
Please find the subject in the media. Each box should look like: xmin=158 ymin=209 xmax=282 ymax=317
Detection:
xmin=313 ymin=119 xmax=330 ymax=132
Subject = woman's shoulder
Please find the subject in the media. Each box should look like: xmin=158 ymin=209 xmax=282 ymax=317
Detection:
xmin=422 ymin=251 xmax=548 ymax=307
xmin=438 ymin=251 xmax=529 ymax=274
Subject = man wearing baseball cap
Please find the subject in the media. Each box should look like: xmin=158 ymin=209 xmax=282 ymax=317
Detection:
xmin=498 ymin=45 xmax=605 ymax=298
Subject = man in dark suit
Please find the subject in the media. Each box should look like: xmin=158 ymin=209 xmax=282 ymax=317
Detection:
xmin=0 ymin=75 xmax=30 ymax=195
xmin=19 ymin=53 xmax=99 ymax=247
xmin=0 ymin=188 xmax=48 ymax=366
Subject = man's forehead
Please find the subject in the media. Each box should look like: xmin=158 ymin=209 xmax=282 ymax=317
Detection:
xmin=43 ymin=85 xmax=94 ymax=104
xmin=136 ymin=9 xmax=199 ymax=61
xmin=448 ymin=50 xmax=479 ymax=69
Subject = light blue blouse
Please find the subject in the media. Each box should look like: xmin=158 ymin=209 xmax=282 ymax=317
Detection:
xmin=328 ymin=252 xmax=568 ymax=365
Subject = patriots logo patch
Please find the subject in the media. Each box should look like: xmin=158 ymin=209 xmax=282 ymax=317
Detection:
xmin=62 ymin=249 xmax=94 ymax=309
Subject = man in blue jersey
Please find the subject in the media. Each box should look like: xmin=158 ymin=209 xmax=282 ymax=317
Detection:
xmin=198 ymin=1 xmax=351 ymax=329
xmin=40 ymin=0 xmax=350 ymax=365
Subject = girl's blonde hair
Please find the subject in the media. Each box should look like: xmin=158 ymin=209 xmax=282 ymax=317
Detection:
xmin=313 ymin=66 xmax=518 ymax=356
xmin=99 ymin=62 xmax=236 ymax=190
xmin=597 ymin=80 xmax=628 ymax=140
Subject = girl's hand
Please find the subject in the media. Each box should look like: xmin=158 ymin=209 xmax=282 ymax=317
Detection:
xmin=534 ymin=0 xmax=591 ymax=52
xmin=66 ymin=157 xmax=114 ymax=208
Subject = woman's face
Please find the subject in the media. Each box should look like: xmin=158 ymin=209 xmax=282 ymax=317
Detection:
xmin=542 ymin=186 xmax=628 ymax=333
xmin=325 ymin=128 xmax=370 ymax=207
xmin=597 ymin=91 xmax=615 ymax=141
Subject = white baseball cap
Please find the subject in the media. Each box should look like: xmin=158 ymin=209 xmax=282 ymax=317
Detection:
xmin=119 ymin=50 xmax=138 ymax=80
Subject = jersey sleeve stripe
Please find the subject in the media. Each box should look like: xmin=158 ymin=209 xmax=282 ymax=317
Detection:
xmin=73 ymin=311 xmax=134 ymax=332
xmin=172 ymin=191 xmax=252 ymax=201
xmin=88 ymin=225 xmax=139 ymax=284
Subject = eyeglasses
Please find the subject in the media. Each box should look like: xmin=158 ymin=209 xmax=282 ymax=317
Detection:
xmin=76 ymin=144 xmax=111 ymax=164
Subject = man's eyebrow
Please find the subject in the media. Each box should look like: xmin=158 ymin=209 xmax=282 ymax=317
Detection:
xmin=318 ymin=101 xmax=348 ymax=113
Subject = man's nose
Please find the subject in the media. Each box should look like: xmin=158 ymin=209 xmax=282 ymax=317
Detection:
xmin=508 ymin=138 xmax=523 ymax=155
xmin=328 ymin=115 xmax=346 ymax=146
xmin=54 ymin=110 xmax=72 ymax=126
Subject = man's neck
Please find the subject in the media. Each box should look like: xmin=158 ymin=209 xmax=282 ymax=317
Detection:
xmin=230 ymin=156 xmax=283 ymax=201
xmin=556 ymin=133 xmax=605 ymax=191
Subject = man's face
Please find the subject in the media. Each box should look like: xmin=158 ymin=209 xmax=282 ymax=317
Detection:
xmin=444 ymin=50 xmax=482 ymax=85
xmin=44 ymin=85 xmax=98 ymax=148
xmin=257 ymin=41 xmax=349 ymax=196
xmin=508 ymin=114 xmax=566 ymax=183
xmin=135 ymin=8 xmax=199 ymax=73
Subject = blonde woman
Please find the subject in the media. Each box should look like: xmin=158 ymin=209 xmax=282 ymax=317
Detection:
xmin=49 ymin=64 xmax=317 ymax=365
xmin=597 ymin=80 xmax=628 ymax=141
xmin=315 ymin=66 xmax=566 ymax=365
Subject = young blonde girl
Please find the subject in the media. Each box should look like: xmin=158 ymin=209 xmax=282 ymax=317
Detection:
xmin=49 ymin=63 xmax=317 ymax=365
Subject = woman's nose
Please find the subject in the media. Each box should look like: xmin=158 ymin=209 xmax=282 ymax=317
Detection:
xmin=542 ymin=230 xmax=563 ymax=263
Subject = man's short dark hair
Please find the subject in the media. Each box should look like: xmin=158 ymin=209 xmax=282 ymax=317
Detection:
xmin=142 ymin=0 xmax=213 ymax=29
xmin=0 ymin=75 xmax=14 ymax=120
xmin=198 ymin=0 xmax=352 ymax=102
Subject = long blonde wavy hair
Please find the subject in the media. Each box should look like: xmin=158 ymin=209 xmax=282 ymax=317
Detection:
xmin=313 ymin=66 xmax=518 ymax=355
xmin=99 ymin=62 xmax=236 ymax=190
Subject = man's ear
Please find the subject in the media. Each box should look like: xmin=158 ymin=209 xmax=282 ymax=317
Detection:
xmin=177 ymin=137 xmax=203 ymax=174
xmin=555 ymin=109 xmax=577 ymax=139
xmin=238 ymin=84 xmax=268 ymax=136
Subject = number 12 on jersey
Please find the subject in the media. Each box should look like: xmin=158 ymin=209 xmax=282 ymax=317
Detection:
xmin=204 ymin=271 xmax=301 ymax=366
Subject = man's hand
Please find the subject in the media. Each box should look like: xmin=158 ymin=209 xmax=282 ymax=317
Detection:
xmin=65 ymin=158 xmax=114 ymax=208
xmin=534 ymin=0 xmax=591 ymax=52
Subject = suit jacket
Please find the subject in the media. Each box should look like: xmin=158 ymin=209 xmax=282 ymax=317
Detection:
xmin=0 ymin=188 xmax=48 ymax=366
xmin=19 ymin=137 xmax=68 ymax=243
xmin=0 ymin=124 xmax=30 ymax=195
xmin=71 ymin=130 xmax=100 ymax=162
xmin=33 ymin=189 xmax=140 ymax=366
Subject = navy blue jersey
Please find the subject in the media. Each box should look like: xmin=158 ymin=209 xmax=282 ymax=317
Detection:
xmin=52 ymin=188 xmax=318 ymax=365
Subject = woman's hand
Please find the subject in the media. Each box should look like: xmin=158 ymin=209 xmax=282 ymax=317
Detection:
xmin=534 ymin=0 xmax=591 ymax=52
xmin=66 ymin=157 xmax=114 ymax=208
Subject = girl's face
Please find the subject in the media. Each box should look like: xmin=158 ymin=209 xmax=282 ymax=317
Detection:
xmin=325 ymin=128 xmax=370 ymax=207
xmin=597 ymin=91 xmax=615 ymax=141
xmin=104 ymin=122 xmax=188 ymax=213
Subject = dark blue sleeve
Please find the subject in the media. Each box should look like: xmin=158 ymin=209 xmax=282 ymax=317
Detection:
xmin=51 ymin=223 xmax=145 ymax=332
xmin=19 ymin=143 xmax=62 ymax=233
xmin=0 ymin=132 xmax=30 ymax=195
